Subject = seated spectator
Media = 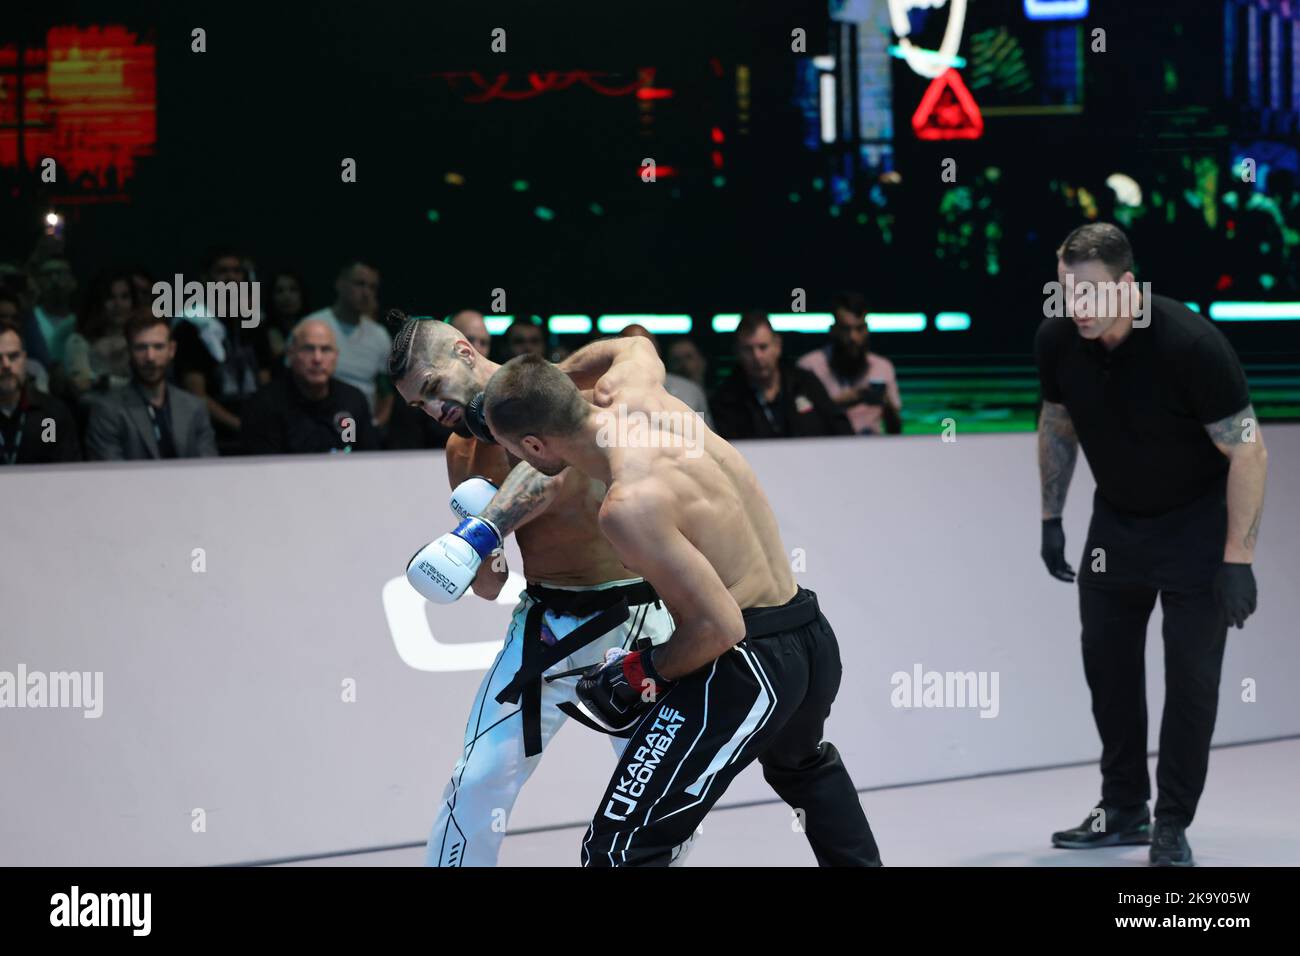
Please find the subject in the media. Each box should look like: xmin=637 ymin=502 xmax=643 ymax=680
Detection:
xmin=85 ymin=315 xmax=218 ymax=460
xmin=0 ymin=287 xmax=23 ymax=325
xmin=300 ymin=259 xmax=392 ymax=427
xmin=709 ymin=312 xmax=850 ymax=440
xmin=22 ymin=255 xmax=79 ymax=370
xmin=0 ymin=289 xmax=48 ymax=393
xmin=0 ymin=263 xmax=34 ymax=313
xmin=172 ymin=247 xmax=273 ymax=451
xmin=450 ymin=309 xmax=491 ymax=357
xmin=65 ymin=271 xmax=135 ymax=399
xmin=667 ymin=336 xmax=709 ymax=390
xmin=797 ymin=291 xmax=902 ymax=435
xmin=505 ymin=317 xmax=546 ymax=357
xmin=0 ymin=317 xmax=80 ymax=464
xmin=264 ymin=269 xmax=311 ymax=371
xmin=127 ymin=266 xmax=154 ymax=305
xmin=618 ymin=324 xmax=713 ymax=428
xmin=241 ymin=317 xmax=378 ymax=455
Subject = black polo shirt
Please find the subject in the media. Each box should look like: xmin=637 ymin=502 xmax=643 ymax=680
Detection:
xmin=1034 ymin=295 xmax=1251 ymax=588
xmin=241 ymin=377 xmax=379 ymax=455
xmin=709 ymin=365 xmax=851 ymax=440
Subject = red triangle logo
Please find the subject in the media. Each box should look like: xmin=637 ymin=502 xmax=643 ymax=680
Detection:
xmin=912 ymin=68 xmax=984 ymax=141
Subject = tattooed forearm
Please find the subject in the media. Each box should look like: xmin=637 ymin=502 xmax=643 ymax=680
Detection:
xmin=1214 ymin=404 xmax=1268 ymax=561
xmin=1205 ymin=404 xmax=1257 ymax=446
xmin=1244 ymin=507 xmax=1262 ymax=552
xmin=1038 ymin=401 xmax=1079 ymax=519
xmin=480 ymin=462 xmax=562 ymax=535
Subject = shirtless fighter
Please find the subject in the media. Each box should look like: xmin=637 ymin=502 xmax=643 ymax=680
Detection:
xmin=482 ymin=338 xmax=882 ymax=866
xmin=390 ymin=312 xmax=677 ymax=866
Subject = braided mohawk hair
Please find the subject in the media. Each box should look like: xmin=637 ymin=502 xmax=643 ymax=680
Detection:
xmin=388 ymin=309 xmax=423 ymax=379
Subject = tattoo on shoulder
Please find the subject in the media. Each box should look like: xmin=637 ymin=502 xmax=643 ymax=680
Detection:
xmin=1206 ymin=404 xmax=1257 ymax=446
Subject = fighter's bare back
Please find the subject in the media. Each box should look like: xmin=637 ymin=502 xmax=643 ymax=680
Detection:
xmin=589 ymin=343 xmax=797 ymax=615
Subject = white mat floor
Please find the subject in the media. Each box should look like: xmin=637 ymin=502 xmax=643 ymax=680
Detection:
xmin=283 ymin=737 xmax=1300 ymax=867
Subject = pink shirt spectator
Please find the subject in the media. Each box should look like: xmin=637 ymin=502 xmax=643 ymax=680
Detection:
xmin=797 ymin=346 xmax=902 ymax=434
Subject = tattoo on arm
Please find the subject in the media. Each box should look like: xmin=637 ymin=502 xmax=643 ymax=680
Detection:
xmin=480 ymin=464 xmax=561 ymax=535
xmin=1038 ymin=402 xmax=1079 ymax=519
xmin=1205 ymin=404 xmax=1257 ymax=447
xmin=1245 ymin=506 xmax=1262 ymax=552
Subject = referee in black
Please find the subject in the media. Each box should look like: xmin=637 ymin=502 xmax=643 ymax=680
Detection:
xmin=1034 ymin=223 xmax=1268 ymax=867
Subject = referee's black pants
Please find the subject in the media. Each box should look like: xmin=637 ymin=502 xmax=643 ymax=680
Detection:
xmin=579 ymin=588 xmax=881 ymax=867
xmin=1079 ymin=583 xmax=1228 ymax=826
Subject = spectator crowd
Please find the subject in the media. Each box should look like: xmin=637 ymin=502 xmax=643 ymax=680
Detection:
xmin=0 ymin=244 xmax=903 ymax=467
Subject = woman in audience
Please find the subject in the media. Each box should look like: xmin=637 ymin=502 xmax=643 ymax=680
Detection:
xmin=64 ymin=271 xmax=136 ymax=399
xmin=264 ymin=269 xmax=310 ymax=371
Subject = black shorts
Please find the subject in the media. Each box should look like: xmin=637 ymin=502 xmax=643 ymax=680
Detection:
xmin=581 ymin=588 xmax=880 ymax=867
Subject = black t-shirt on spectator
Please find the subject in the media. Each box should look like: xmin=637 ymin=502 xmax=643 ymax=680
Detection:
xmin=1035 ymin=295 xmax=1251 ymax=589
xmin=385 ymin=399 xmax=452 ymax=450
xmin=241 ymin=377 xmax=379 ymax=455
xmin=710 ymin=365 xmax=851 ymax=440
xmin=172 ymin=320 xmax=272 ymax=405
xmin=0 ymin=386 xmax=82 ymax=465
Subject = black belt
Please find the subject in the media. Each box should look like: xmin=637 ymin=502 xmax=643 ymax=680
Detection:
xmin=554 ymin=587 xmax=823 ymax=742
xmin=741 ymin=587 xmax=819 ymax=639
xmin=495 ymin=580 xmax=660 ymax=756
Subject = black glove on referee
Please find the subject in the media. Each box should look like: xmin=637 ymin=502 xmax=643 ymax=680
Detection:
xmin=1214 ymin=562 xmax=1257 ymax=629
xmin=1040 ymin=518 xmax=1076 ymax=582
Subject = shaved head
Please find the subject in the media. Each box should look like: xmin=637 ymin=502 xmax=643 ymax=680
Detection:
xmin=450 ymin=309 xmax=491 ymax=357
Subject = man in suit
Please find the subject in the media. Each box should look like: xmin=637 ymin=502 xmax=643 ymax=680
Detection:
xmin=85 ymin=314 xmax=218 ymax=460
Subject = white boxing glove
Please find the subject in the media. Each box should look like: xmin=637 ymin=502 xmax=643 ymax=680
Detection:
xmin=406 ymin=516 xmax=503 ymax=604
xmin=450 ymin=476 xmax=499 ymax=521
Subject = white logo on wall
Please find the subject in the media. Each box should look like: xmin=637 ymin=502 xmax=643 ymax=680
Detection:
xmin=382 ymin=572 xmax=527 ymax=672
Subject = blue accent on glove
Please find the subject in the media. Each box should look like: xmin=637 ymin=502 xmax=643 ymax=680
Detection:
xmin=453 ymin=516 xmax=502 ymax=558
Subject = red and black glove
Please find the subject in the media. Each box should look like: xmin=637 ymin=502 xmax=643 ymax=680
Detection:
xmin=575 ymin=648 xmax=674 ymax=735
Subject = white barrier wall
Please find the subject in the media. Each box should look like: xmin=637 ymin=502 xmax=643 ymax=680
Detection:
xmin=2 ymin=429 xmax=1297 ymax=866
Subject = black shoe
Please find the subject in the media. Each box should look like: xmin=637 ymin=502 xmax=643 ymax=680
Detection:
xmin=1051 ymin=803 xmax=1151 ymax=849
xmin=1149 ymin=819 xmax=1194 ymax=867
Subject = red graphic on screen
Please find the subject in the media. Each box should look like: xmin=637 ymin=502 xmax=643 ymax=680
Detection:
xmin=912 ymin=68 xmax=984 ymax=141
xmin=433 ymin=68 xmax=661 ymax=103
xmin=0 ymin=25 xmax=156 ymax=200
